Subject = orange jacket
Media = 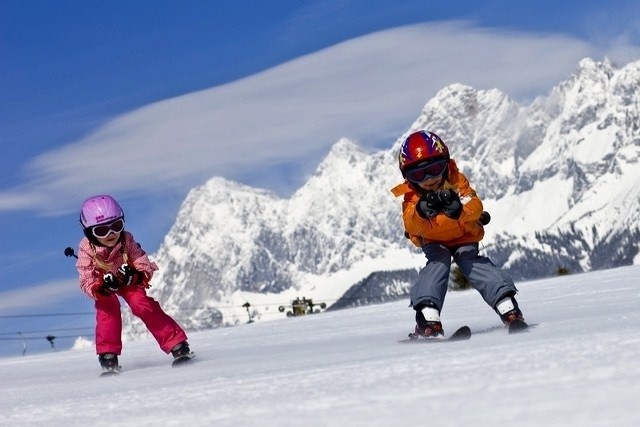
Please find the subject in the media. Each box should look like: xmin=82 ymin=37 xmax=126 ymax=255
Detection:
xmin=390 ymin=159 xmax=485 ymax=248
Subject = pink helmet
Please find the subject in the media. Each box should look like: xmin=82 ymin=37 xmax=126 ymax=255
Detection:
xmin=79 ymin=195 xmax=124 ymax=229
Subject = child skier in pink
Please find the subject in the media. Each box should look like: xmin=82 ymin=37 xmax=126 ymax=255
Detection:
xmin=76 ymin=195 xmax=192 ymax=372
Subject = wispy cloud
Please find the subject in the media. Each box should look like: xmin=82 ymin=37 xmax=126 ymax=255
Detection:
xmin=1 ymin=21 xmax=639 ymax=214
xmin=0 ymin=280 xmax=80 ymax=314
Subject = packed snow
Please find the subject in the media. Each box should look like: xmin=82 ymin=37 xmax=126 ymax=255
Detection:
xmin=1 ymin=266 xmax=639 ymax=427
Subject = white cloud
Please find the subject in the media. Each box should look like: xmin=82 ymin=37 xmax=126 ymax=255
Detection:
xmin=1 ymin=21 xmax=639 ymax=214
xmin=0 ymin=280 xmax=79 ymax=313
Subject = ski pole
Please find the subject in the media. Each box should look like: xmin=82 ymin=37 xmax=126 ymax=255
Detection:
xmin=64 ymin=247 xmax=78 ymax=259
xmin=479 ymin=211 xmax=491 ymax=225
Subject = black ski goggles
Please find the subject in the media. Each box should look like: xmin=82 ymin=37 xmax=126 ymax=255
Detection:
xmin=91 ymin=218 xmax=125 ymax=238
xmin=404 ymin=159 xmax=448 ymax=183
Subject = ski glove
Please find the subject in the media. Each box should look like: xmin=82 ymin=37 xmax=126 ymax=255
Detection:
xmin=100 ymin=273 xmax=120 ymax=295
xmin=437 ymin=189 xmax=462 ymax=220
xmin=416 ymin=191 xmax=442 ymax=219
xmin=115 ymin=264 xmax=145 ymax=287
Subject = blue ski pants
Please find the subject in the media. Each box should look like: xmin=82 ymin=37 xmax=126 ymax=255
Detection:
xmin=410 ymin=243 xmax=517 ymax=312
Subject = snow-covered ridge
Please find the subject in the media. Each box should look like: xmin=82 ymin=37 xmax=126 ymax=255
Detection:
xmin=125 ymin=58 xmax=640 ymax=334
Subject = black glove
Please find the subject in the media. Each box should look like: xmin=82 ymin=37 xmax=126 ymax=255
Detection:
xmin=100 ymin=273 xmax=120 ymax=294
xmin=437 ymin=189 xmax=462 ymax=219
xmin=115 ymin=264 xmax=144 ymax=287
xmin=416 ymin=191 xmax=442 ymax=219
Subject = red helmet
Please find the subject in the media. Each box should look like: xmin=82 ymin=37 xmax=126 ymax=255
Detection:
xmin=398 ymin=130 xmax=449 ymax=174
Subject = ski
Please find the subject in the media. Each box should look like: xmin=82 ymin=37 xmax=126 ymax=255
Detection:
xmin=99 ymin=368 xmax=121 ymax=377
xmin=399 ymin=325 xmax=471 ymax=343
xmin=172 ymin=352 xmax=196 ymax=367
xmin=508 ymin=319 xmax=529 ymax=334
xmin=99 ymin=353 xmax=196 ymax=375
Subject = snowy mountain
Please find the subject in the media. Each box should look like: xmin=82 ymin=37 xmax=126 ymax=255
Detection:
xmin=132 ymin=142 xmax=417 ymax=332
xmin=3 ymin=266 xmax=640 ymax=426
xmin=127 ymin=58 xmax=640 ymax=332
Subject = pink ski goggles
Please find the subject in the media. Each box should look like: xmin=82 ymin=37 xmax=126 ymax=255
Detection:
xmin=91 ymin=218 xmax=125 ymax=238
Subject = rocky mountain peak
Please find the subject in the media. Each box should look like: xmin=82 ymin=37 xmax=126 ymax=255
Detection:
xmin=124 ymin=58 xmax=640 ymax=335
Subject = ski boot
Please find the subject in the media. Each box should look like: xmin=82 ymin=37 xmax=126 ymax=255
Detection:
xmin=98 ymin=353 xmax=120 ymax=376
xmin=409 ymin=303 xmax=444 ymax=339
xmin=410 ymin=321 xmax=445 ymax=339
xmin=495 ymin=295 xmax=528 ymax=333
xmin=171 ymin=341 xmax=194 ymax=367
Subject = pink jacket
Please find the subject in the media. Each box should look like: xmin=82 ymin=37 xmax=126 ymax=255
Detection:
xmin=76 ymin=231 xmax=159 ymax=300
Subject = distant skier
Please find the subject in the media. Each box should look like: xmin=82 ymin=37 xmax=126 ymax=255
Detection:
xmin=75 ymin=195 xmax=193 ymax=373
xmin=391 ymin=131 xmax=526 ymax=338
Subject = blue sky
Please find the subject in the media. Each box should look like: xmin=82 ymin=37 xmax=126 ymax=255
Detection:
xmin=1 ymin=0 xmax=639 ymax=356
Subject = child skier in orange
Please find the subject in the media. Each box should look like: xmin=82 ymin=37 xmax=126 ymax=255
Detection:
xmin=75 ymin=195 xmax=193 ymax=373
xmin=391 ymin=130 xmax=526 ymax=338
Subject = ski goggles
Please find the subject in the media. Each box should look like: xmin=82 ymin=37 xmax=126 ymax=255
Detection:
xmin=404 ymin=159 xmax=448 ymax=183
xmin=91 ymin=218 xmax=125 ymax=238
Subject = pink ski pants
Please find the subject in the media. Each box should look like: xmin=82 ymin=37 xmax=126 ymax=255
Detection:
xmin=94 ymin=286 xmax=187 ymax=355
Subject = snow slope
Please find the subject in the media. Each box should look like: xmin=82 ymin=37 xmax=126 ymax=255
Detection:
xmin=1 ymin=266 xmax=639 ymax=427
